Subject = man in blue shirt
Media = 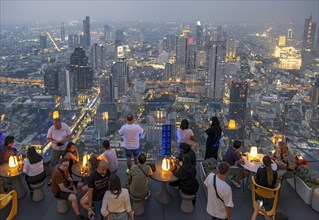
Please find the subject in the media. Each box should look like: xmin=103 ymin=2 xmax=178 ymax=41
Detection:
xmin=0 ymin=136 xmax=17 ymax=165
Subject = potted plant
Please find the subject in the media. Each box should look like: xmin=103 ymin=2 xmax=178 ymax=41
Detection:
xmin=199 ymin=158 xmax=218 ymax=198
xmin=287 ymin=165 xmax=319 ymax=205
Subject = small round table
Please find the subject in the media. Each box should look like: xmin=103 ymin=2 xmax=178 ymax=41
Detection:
xmin=150 ymin=158 xmax=178 ymax=204
xmin=71 ymin=162 xmax=91 ymax=179
xmin=0 ymin=163 xmax=27 ymax=199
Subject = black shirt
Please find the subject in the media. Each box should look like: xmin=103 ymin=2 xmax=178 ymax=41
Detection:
xmin=87 ymin=169 xmax=110 ymax=201
xmin=255 ymin=167 xmax=278 ymax=189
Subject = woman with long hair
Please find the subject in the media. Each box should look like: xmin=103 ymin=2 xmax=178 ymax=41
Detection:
xmin=176 ymin=119 xmax=195 ymax=153
xmin=23 ymin=146 xmax=46 ymax=191
xmin=101 ymin=174 xmax=134 ymax=220
xmin=205 ymin=116 xmax=222 ymax=160
xmin=62 ymin=142 xmax=79 ymax=175
xmin=255 ymin=155 xmax=277 ymax=188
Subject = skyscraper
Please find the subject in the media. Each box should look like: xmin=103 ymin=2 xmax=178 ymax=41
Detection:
xmin=83 ymin=16 xmax=91 ymax=47
xmin=229 ymin=80 xmax=248 ymax=124
xmin=69 ymin=47 xmax=93 ymax=92
xmin=303 ymin=16 xmax=317 ymax=50
xmin=43 ymin=65 xmax=59 ymax=95
xmin=60 ymin=22 xmax=65 ymax=41
xmin=39 ymin=33 xmax=47 ymax=49
xmin=104 ymin=25 xmax=111 ymax=41
xmin=310 ymin=78 xmax=319 ymax=105
xmin=114 ymin=29 xmax=124 ymax=49
xmin=287 ymin=28 xmax=293 ymax=39
xmin=111 ymin=59 xmax=128 ymax=100
xmin=91 ymin=44 xmax=107 ymax=70
xmin=196 ymin=21 xmax=204 ymax=49
xmin=206 ymin=41 xmax=226 ymax=101
xmin=226 ymin=37 xmax=237 ymax=62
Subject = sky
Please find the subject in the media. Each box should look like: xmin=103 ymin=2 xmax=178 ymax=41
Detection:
xmin=1 ymin=0 xmax=318 ymax=25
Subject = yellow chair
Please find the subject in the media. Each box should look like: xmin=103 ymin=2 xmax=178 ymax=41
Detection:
xmin=251 ymin=176 xmax=281 ymax=217
xmin=0 ymin=190 xmax=18 ymax=220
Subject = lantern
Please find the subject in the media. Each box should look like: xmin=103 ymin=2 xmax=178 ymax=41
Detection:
xmin=161 ymin=158 xmax=170 ymax=171
xmin=228 ymin=120 xmax=236 ymax=129
xmin=83 ymin=154 xmax=88 ymax=167
xmin=9 ymin=156 xmax=18 ymax=168
xmin=250 ymin=147 xmax=258 ymax=158
xmin=53 ymin=111 xmax=59 ymax=119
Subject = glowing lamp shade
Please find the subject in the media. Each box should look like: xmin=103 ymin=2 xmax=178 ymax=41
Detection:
xmin=9 ymin=156 xmax=18 ymax=168
xmin=250 ymin=147 xmax=258 ymax=158
xmin=103 ymin=112 xmax=109 ymax=120
xmin=228 ymin=120 xmax=236 ymax=129
xmin=161 ymin=158 xmax=170 ymax=171
xmin=53 ymin=111 xmax=59 ymax=119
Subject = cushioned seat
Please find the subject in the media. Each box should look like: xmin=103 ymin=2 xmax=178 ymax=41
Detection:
xmin=57 ymin=198 xmax=69 ymax=213
xmin=130 ymin=194 xmax=144 ymax=215
xmin=30 ymin=181 xmax=45 ymax=202
xmin=179 ymin=190 xmax=195 ymax=213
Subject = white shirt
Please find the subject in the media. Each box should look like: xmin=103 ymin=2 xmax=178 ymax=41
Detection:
xmin=47 ymin=122 xmax=71 ymax=151
xmin=23 ymin=158 xmax=44 ymax=177
xmin=118 ymin=123 xmax=144 ymax=150
xmin=98 ymin=148 xmax=118 ymax=173
xmin=204 ymin=173 xmax=234 ymax=219
xmin=101 ymin=188 xmax=132 ymax=217
xmin=176 ymin=128 xmax=194 ymax=145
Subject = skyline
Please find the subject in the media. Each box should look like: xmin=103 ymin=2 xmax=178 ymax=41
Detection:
xmin=1 ymin=0 xmax=318 ymax=25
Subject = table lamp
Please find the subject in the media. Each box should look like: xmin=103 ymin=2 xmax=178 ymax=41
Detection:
xmin=9 ymin=155 xmax=18 ymax=168
xmin=162 ymin=158 xmax=170 ymax=171
xmin=250 ymin=147 xmax=258 ymax=158
xmin=228 ymin=119 xmax=236 ymax=129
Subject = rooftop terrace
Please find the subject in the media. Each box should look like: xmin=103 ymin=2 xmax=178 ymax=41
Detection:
xmin=1 ymin=160 xmax=318 ymax=220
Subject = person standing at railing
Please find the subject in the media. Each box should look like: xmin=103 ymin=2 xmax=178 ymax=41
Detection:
xmin=205 ymin=116 xmax=222 ymax=160
xmin=119 ymin=114 xmax=144 ymax=174
xmin=176 ymin=119 xmax=195 ymax=154
xmin=46 ymin=118 xmax=72 ymax=186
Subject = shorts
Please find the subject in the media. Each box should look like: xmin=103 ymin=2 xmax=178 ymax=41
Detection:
xmin=125 ymin=148 xmax=139 ymax=158
xmin=54 ymin=191 xmax=71 ymax=200
xmin=50 ymin=149 xmax=64 ymax=167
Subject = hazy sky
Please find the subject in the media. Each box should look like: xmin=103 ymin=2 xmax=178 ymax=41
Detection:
xmin=1 ymin=0 xmax=318 ymax=25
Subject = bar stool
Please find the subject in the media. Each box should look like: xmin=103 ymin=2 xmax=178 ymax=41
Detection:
xmin=179 ymin=190 xmax=195 ymax=213
xmin=57 ymin=199 xmax=69 ymax=213
xmin=130 ymin=195 xmax=144 ymax=215
xmin=29 ymin=181 xmax=45 ymax=202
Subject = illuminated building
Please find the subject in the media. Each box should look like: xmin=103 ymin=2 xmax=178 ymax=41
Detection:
xmin=69 ymin=47 xmax=93 ymax=92
xmin=43 ymin=65 xmax=59 ymax=95
xmin=111 ymin=59 xmax=128 ymax=100
xmin=229 ymin=80 xmax=248 ymax=125
xmin=310 ymin=78 xmax=319 ymax=105
xmin=39 ymin=33 xmax=47 ymax=49
xmin=278 ymin=35 xmax=286 ymax=46
xmin=83 ymin=16 xmax=90 ymax=47
xmin=274 ymin=46 xmax=301 ymax=70
xmin=58 ymin=69 xmax=73 ymax=110
xmin=175 ymin=31 xmax=188 ymax=80
xmin=287 ymin=28 xmax=293 ymax=39
xmin=206 ymin=41 xmax=226 ymax=101
xmin=164 ymin=63 xmax=173 ymax=80
xmin=303 ymin=16 xmax=316 ymax=50
xmin=226 ymin=37 xmax=237 ymax=62
xmin=196 ymin=21 xmax=204 ymax=49
xmin=91 ymin=43 xmax=106 ymax=70
xmin=60 ymin=22 xmax=65 ymax=41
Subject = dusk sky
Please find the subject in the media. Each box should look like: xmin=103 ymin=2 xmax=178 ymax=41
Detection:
xmin=1 ymin=0 xmax=318 ymax=25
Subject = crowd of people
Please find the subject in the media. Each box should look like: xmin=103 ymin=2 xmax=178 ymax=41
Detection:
xmin=0 ymin=115 xmax=293 ymax=220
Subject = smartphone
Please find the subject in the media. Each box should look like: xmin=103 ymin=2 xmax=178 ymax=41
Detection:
xmin=259 ymin=200 xmax=263 ymax=207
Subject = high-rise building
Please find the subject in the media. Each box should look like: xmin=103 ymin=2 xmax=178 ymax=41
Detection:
xmin=114 ymin=29 xmax=124 ymax=49
xmin=60 ymin=22 xmax=65 ymax=41
xmin=43 ymin=65 xmax=59 ymax=95
xmin=58 ymin=69 xmax=74 ymax=109
xmin=163 ymin=34 xmax=176 ymax=52
xmin=229 ymin=80 xmax=248 ymax=124
xmin=303 ymin=16 xmax=317 ymax=50
xmin=69 ymin=47 xmax=93 ymax=92
xmin=111 ymin=59 xmax=128 ymax=100
xmin=226 ymin=37 xmax=237 ymax=62
xmin=206 ymin=41 xmax=226 ymax=101
xmin=83 ymin=16 xmax=91 ymax=47
xmin=278 ymin=35 xmax=286 ymax=46
xmin=164 ymin=63 xmax=173 ymax=81
xmin=100 ymin=76 xmax=110 ymax=103
xmin=196 ymin=21 xmax=204 ymax=49
xmin=158 ymin=40 xmax=164 ymax=54
xmin=310 ymin=78 xmax=319 ymax=105
xmin=175 ymin=33 xmax=188 ymax=80
xmin=91 ymin=44 xmax=106 ymax=69
xmin=104 ymin=25 xmax=111 ymax=41
xmin=287 ymin=28 xmax=293 ymax=39
xmin=40 ymin=34 xmax=47 ymax=49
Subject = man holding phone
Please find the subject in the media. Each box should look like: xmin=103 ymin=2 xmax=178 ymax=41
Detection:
xmin=47 ymin=118 xmax=71 ymax=186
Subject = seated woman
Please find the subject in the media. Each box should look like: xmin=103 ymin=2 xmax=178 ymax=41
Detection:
xmin=255 ymin=155 xmax=278 ymax=188
xmin=101 ymin=174 xmax=134 ymax=220
xmin=173 ymin=154 xmax=199 ymax=204
xmin=62 ymin=142 xmax=80 ymax=175
xmin=23 ymin=146 xmax=46 ymax=191
xmin=179 ymin=143 xmax=196 ymax=166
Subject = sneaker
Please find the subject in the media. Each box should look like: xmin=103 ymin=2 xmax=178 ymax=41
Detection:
xmin=231 ymin=179 xmax=241 ymax=188
xmin=126 ymin=168 xmax=130 ymax=175
xmin=145 ymin=190 xmax=151 ymax=200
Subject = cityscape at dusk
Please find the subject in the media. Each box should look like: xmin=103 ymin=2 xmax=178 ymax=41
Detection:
xmin=0 ymin=1 xmax=319 ymax=219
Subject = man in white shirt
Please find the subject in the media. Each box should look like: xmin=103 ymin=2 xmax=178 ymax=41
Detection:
xmin=118 ymin=114 xmax=144 ymax=173
xmin=47 ymin=118 xmax=72 ymax=185
xmin=97 ymin=140 xmax=118 ymax=174
xmin=204 ymin=162 xmax=234 ymax=220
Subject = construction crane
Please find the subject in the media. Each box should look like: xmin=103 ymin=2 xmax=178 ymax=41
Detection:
xmin=46 ymin=32 xmax=61 ymax=52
